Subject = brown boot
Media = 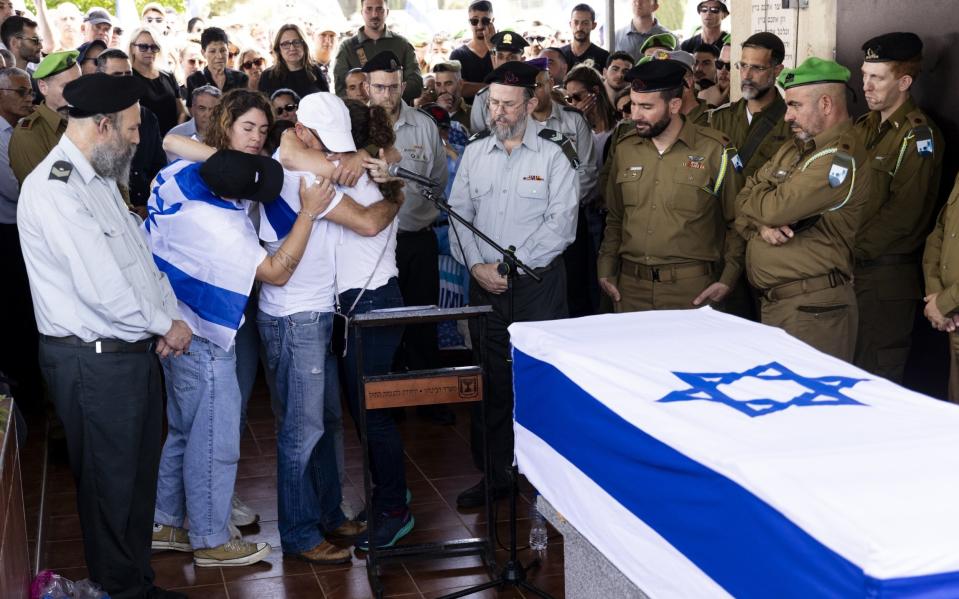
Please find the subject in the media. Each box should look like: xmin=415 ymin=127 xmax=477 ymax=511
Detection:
xmin=326 ymin=519 xmax=367 ymax=543
xmin=285 ymin=540 xmax=352 ymax=565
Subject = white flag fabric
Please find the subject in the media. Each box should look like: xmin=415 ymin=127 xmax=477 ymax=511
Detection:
xmin=144 ymin=160 xmax=266 ymax=350
xmin=510 ymin=308 xmax=959 ymax=598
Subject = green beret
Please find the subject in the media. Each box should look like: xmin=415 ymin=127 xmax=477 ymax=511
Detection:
xmin=777 ymin=57 xmax=850 ymax=90
xmin=640 ymin=32 xmax=677 ymax=54
xmin=33 ymin=50 xmax=80 ymax=80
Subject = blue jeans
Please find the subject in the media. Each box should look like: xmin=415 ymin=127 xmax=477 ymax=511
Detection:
xmin=257 ymin=309 xmax=345 ymax=553
xmin=155 ymin=335 xmax=240 ymax=549
xmin=340 ymin=278 xmax=408 ymax=511
xmin=235 ymin=290 xmax=261 ymax=430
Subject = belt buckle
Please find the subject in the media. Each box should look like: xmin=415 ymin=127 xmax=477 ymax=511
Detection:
xmin=651 ymin=267 xmax=661 ymax=282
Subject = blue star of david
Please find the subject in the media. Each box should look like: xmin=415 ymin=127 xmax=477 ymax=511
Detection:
xmin=145 ymin=197 xmax=182 ymax=231
xmin=658 ymin=361 xmax=867 ymax=417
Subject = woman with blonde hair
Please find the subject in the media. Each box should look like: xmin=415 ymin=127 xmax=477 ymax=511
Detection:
xmin=130 ymin=26 xmax=188 ymax=135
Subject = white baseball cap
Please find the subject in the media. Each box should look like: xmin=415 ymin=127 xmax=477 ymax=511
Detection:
xmin=296 ymin=92 xmax=356 ymax=153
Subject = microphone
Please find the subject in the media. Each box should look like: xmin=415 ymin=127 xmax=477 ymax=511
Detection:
xmin=388 ymin=164 xmax=438 ymax=188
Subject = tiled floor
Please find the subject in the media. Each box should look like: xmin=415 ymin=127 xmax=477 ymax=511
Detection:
xmin=32 ymin=379 xmax=566 ymax=598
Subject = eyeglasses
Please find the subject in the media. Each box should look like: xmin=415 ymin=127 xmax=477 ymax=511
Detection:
xmin=716 ymin=60 xmax=730 ymax=71
xmin=278 ymin=39 xmax=305 ymax=50
xmin=275 ymin=103 xmax=298 ymax=115
xmin=241 ymin=57 xmax=265 ymax=70
xmin=134 ymin=43 xmax=160 ymax=53
xmin=16 ymin=34 xmax=42 ymax=45
xmin=564 ymin=91 xmax=589 ymax=103
xmin=0 ymin=87 xmax=34 ymax=98
xmin=699 ymin=6 xmax=723 ymax=13
xmin=186 ymin=58 xmax=205 ymax=66
xmin=370 ymin=83 xmax=401 ymax=94
xmin=735 ymin=61 xmax=771 ymax=73
xmin=469 ymin=17 xmax=492 ymax=26
xmin=528 ymin=36 xmax=546 ymax=43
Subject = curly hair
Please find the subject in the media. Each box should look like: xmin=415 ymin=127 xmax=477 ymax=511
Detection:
xmin=343 ymin=99 xmax=401 ymax=200
xmin=205 ymin=88 xmax=274 ymax=151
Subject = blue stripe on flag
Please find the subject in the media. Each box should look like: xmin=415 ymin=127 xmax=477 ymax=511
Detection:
xmin=512 ymin=349 xmax=959 ymax=598
xmin=262 ymin=194 xmax=298 ymax=239
xmin=174 ymin=163 xmax=244 ymax=210
xmin=153 ymin=254 xmax=248 ymax=330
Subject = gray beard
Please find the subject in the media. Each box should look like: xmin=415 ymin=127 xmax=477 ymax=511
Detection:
xmin=741 ymin=81 xmax=772 ymax=101
xmin=90 ymin=137 xmax=136 ymax=183
xmin=491 ymin=117 xmax=526 ymax=142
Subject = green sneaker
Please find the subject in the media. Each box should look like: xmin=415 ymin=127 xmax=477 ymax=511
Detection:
xmin=152 ymin=523 xmax=191 ymax=552
xmin=194 ymin=539 xmax=271 ymax=567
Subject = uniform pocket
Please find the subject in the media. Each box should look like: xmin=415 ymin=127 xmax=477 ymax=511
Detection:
xmin=670 ymin=168 xmax=712 ymax=212
xmin=517 ymin=178 xmax=547 ymax=200
xmin=797 ymin=304 xmax=848 ymax=317
xmin=616 ymin=168 xmax=643 ymax=206
xmin=103 ymin=227 xmax=136 ymax=269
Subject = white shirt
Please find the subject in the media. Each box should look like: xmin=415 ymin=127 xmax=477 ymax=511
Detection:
xmin=0 ymin=116 xmax=19 ymax=224
xmin=257 ymin=156 xmax=343 ymax=317
xmin=334 ymin=172 xmax=399 ymax=292
xmin=18 ymin=134 xmax=180 ymax=341
xmin=164 ymin=119 xmax=199 ymax=162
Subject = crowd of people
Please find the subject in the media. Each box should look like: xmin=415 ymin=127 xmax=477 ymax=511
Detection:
xmin=0 ymin=0 xmax=956 ymax=597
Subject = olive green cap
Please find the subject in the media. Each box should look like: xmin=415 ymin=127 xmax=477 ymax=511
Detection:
xmin=639 ymin=32 xmax=677 ymax=54
xmin=777 ymin=56 xmax=850 ymax=89
xmin=33 ymin=50 xmax=80 ymax=80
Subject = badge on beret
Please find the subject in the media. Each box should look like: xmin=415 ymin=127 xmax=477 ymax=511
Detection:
xmin=653 ymin=50 xmax=670 ymax=60
xmin=504 ymin=71 xmax=519 ymax=85
xmin=864 ymin=48 xmax=880 ymax=61
xmin=503 ymin=33 xmax=512 ymax=45
xmin=48 ymin=160 xmax=73 ymax=182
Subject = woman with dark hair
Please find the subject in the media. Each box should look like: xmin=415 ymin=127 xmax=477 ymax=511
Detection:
xmin=130 ymin=26 xmax=187 ymax=135
xmin=258 ymin=23 xmax=329 ymax=98
xmin=564 ymin=63 xmax=618 ymax=143
xmin=185 ymin=27 xmax=248 ymax=108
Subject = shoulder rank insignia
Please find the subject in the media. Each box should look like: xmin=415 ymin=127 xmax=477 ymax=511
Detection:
xmin=48 ymin=160 xmax=73 ymax=182
xmin=913 ymin=124 xmax=934 ymax=156
xmin=467 ymin=128 xmax=491 ymax=145
xmin=538 ymin=128 xmax=580 ymax=169
xmin=828 ymin=151 xmax=853 ymax=188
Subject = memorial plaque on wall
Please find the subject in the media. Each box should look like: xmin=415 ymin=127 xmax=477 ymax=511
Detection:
xmin=750 ymin=1 xmax=799 ymax=67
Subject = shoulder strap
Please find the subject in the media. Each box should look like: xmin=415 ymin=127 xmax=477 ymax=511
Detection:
xmin=738 ymin=99 xmax=787 ymax=169
xmin=538 ymin=128 xmax=580 ymax=169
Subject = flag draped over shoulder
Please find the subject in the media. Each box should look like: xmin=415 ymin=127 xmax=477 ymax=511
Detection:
xmin=144 ymin=160 xmax=267 ymax=350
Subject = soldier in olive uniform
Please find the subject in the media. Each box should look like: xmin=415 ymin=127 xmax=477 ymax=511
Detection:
xmin=10 ymin=50 xmax=81 ymax=185
xmin=469 ymin=31 xmax=529 ymax=133
xmin=598 ymin=59 xmax=743 ymax=312
xmin=736 ymin=58 xmax=873 ymax=361
xmin=852 ymin=32 xmax=944 ymax=383
xmin=922 ymin=174 xmax=959 ymax=402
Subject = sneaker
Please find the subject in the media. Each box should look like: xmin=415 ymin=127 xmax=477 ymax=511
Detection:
xmin=356 ymin=488 xmax=412 ymax=525
xmin=325 ymin=519 xmax=367 ymax=543
xmin=356 ymin=509 xmax=414 ymax=551
xmin=231 ymin=494 xmax=259 ymax=526
xmin=152 ymin=523 xmax=191 ymax=552
xmin=194 ymin=538 xmax=271 ymax=567
xmin=284 ymin=540 xmax=352 ymax=565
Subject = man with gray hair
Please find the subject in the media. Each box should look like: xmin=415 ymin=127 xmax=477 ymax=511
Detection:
xmin=165 ymin=84 xmax=221 ymax=160
xmin=432 ymin=60 xmax=471 ymax=132
xmin=18 ymin=71 xmax=190 ymax=599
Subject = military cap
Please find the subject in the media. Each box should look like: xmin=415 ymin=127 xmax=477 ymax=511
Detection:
xmin=648 ymin=49 xmax=695 ymax=72
xmin=33 ymin=50 xmax=79 ymax=80
xmin=361 ymin=50 xmax=402 ymax=73
xmin=862 ymin=32 xmax=922 ymax=62
xmin=489 ymin=31 xmax=528 ymax=54
xmin=697 ymin=0 xmax=728 ymax=13
xmin=524 ymin=56 xmax=549 ymax=71
xmin=640 ymin=32 xmax=677 ymax=54
xmin=777 ymin=57 xmax=850 ymax=89
xmin=200 ymin=150 xmax=283 ymax=204
xmin=484 ymin=60 xmax=539 ymax=88
xmin=63 ymin=73 xmax=147 ymax=117
xmin=625 ymin=58 xmax=687 ymax=92
xmin=77 ymin=40 xmax=107 ymax=65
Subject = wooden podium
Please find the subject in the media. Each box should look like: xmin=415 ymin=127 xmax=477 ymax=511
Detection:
xmin=352 ymin=305 xmax=494 ymax=599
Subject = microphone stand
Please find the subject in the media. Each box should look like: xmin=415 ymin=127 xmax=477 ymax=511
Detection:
xmin=414 ymin=181 xmax=554 ymax=599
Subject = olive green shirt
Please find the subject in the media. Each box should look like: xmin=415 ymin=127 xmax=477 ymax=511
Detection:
xmin=598 ymin=117 xmax=743 ymax=287
xmin=708 ymin=94 xmax=791 ymax=181
xmin=332 ymin=26 xmax=423 ymax=104
xmin=10 ymin=103 xmax=67 ymax=186
xmin=736 ymin=119 xmax=873 ymax=290
xmin=853 ymin=97 xmax=944 ymax=261
xmin=922 ymin=173 xmax=959 ymax=315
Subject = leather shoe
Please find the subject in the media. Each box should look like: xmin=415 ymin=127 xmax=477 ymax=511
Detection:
xmin=456 ymin=478 xmax=509 ymax=509
xmin=326 ymin=518 xmax=367 ymax=543
xmin=284 ymin=540 xmax=352 ymax=565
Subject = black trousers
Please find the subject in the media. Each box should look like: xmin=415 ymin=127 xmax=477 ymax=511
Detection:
xmin=468 ymin=260 xmax=568 ymax=484
xmin=394 ymin=228 xmax=440 ymax=371
xmin=563 ymin=205 xmax=595 ymax=317
xmin=0 ymin=223 xmax=43 ymax=413
xmin=38 ymin=337 xmax=162 ymax=599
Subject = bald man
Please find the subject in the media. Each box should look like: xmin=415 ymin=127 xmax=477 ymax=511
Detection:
xmin=735 ymin=58 xmax=873 ymax=361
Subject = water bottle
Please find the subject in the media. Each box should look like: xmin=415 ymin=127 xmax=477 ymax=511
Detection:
xmin=529 ymin=493 xmax=548 ymax=551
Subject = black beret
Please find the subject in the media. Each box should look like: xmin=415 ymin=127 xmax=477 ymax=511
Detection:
xmin=200 ymin=150 xmax=284 ymax=204
xmin=63 ymin=73 xmax=147 ymax=118
xmin=361 ymin=50 xmax=402 ymax=73
xmin=489 ymin=31 xmax=528 ymax=53
xmin=484 ymin=60 xmax=539 ymax=88
xmin=625 ymin=59 xmax=687 ymax=92
xmin=862 ymin=32 xmax=923 ymax=62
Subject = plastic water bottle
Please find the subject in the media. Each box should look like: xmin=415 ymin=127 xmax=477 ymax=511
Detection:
xmin=529 ymin=494 xmax=548 ymax=551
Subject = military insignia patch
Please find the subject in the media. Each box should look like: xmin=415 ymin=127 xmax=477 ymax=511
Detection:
xmin=731 ymin=153 xmax=744 ymax=172
xmin=685 ymin=155 xmax=705 ymax=170
xmin=828 ymin=151 xmax=853 ymax=188
xmin=914 ymin=125 xmax=934 ymax=156
xmin=522 ymin=175 xmax=544 ymax=181
xmin=48 ymin=160 xmax=73 ymax=182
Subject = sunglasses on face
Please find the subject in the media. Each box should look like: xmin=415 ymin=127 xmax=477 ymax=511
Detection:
xmin=275 ymin=103 xmax=298 ymax=115
xmin=469 ymin=17 xmax=492 ymax=26
xmin=186 ymin=58 xmax=205 ymax=66
xmin=528 ymin=36 xmax=546 ymax=43
xmin=564 ymin=91 xmax=589 ymax=103
xmin=134 ymin=43 xmax=160 ymax=53
xmin=241 ymin=57 xmax=265 ymax=70
xmin=716 ymin=60 xmax=730 ymax=70
xmin=699 ymin=6 xmax=722 ymax=13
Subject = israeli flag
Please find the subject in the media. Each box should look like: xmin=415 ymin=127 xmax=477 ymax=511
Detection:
xmin=144 ymin=160 xmax=266 ymax=350
xmin=511 ymin=308 xmax=959 ymax=598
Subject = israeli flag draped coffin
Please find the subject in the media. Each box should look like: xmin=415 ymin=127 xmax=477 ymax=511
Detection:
xmin=510 ymin=308 xmax=959 ymax=598
xmin=144 ymin=160 xmax=266 ymax=350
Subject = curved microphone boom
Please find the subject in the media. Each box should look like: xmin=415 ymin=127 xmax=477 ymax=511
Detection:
xmin=387 ymin=164 xmax=439 ymax=188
